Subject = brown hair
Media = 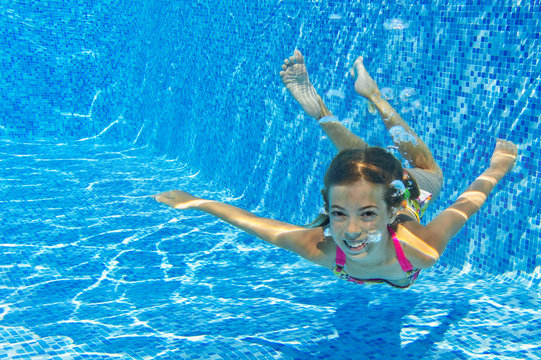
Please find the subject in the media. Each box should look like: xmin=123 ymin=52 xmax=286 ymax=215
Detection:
xmin=307 ymin=146 xmax=406 ymax=228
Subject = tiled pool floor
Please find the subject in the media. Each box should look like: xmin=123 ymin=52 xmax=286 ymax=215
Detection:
xmin=0 ymin=140 xmax=539 ymax=359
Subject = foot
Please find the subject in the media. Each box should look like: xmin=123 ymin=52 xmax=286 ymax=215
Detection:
xmin=350 ymin=56 xmax=381 ymax=101
xmin=489 ymin=139 xmax=518 ymax=176
xmin=280 ymin=50 xmax=322 ymax=119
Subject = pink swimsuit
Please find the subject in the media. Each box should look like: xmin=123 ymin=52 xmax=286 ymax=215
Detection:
xmin=332 ymin=226 xmax=421 ymax=289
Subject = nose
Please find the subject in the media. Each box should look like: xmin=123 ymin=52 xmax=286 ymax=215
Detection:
xmin=345 ymin=218 xmax=363 ymax=240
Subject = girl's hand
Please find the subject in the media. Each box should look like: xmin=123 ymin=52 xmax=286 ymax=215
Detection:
xmin=489 ymin=139 xmax=518 ymax=175
xmin=153 ymin=190 xmax=202 ymax=210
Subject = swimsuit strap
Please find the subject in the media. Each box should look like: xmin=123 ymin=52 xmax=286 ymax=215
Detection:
xmin=333 ymin=246 xmax=365 ymax=285
xmin=388 ymin=225 xmax=414 ymax=272
xmin=335 ymin=245 xmax=346 ymax=267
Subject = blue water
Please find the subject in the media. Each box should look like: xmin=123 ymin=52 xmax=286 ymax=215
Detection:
xmin=1 ymin=1 xmax=540 ymax=359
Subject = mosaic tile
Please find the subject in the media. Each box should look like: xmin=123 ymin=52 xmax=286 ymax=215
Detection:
xmin=0 ymin=0 xmax=539 ymax=359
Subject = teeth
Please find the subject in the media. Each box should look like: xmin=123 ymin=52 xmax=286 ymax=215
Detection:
xmin=346 ymin=240 xmax=365 ymax=248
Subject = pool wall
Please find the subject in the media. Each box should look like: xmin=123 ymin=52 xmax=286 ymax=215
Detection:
xmin=1 ymin=1 xmax=539 ymax=281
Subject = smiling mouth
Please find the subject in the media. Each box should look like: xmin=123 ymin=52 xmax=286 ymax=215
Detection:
xmin=344 ymin=239 xmax=367 ymax=252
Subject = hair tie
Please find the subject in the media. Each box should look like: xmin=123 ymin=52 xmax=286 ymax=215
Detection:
xmin=390 ymin=179 xmax=410 ymax=200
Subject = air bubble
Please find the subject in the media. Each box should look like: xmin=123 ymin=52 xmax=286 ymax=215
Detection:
xmin=389 ymin=126 xmax=418 ymax=145
xmin=381 ymin=87 xmax=395 ymax=101
xmin=367 ymin=101 xmax=377 ymax=114
xmin=325 ymin=89 xmax=346 ymax=100
xmin=399 ymin=88 xmax=416 ymax=102
xmin=411 ymin=99 xmax=421 ymax=109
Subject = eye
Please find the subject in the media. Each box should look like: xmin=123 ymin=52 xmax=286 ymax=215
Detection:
xmin=330 ymin=210 xmax=346 ymax=218
xmin=361 ymin=210 xmax=377 ymax=218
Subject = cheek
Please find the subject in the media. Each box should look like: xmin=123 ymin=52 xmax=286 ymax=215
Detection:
xmin=361 ymin=215 xmax=387 ymax=230
xmin=372 ymin=214 xmax=386 ymax=226
xmin=384 ymin=210 xmax=395 ymax=224
xmin=329 ymin=220 xmax=343 ymax=235
xmin=330 ymin=214 xmax=347 ymax=225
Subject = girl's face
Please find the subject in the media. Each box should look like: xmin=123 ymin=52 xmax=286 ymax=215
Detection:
xmin=328 ymin=179 xmax=394 ymax=259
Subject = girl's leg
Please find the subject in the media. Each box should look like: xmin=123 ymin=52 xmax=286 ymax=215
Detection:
xmin=350 ymin=56 xmax=442 ymax=176
xmin=280 ymin=50 xmax=367 ymax=151
xmin=316 ymin=96 xmax=369 ymax=151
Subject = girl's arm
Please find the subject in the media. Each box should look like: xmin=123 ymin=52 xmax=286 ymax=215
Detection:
xmin=399 ymin=139 xmax=518 ymax=266
xmin=153 ymin=191 xmax=330 ymax=265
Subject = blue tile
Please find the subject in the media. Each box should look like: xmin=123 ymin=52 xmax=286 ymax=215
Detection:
xmin=0 ymin=1 xmax=539 ymax=359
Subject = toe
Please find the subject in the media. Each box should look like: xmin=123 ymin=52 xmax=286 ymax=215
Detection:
xmin=353 ymin=56 xmax=364 ymax=70
xmin=294 ymin=49 xmax=304 ymax=63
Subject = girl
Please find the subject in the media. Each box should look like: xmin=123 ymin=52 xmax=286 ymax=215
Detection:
xmin=154 ymin=51 xmax=518 ymax=288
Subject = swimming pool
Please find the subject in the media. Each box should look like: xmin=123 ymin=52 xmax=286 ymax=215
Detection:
xmin=1 ymin=1 xmax=539 ymax=359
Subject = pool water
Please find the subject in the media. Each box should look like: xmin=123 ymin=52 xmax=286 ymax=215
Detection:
xmin=1 ymin=0 xmax=540 ymax=359
xmin=0 ymin=140 xmax=538 ymax=359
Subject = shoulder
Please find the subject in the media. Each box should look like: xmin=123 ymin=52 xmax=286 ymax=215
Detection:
xmin=392 ymin=222 xmax=439 ymax=269
xmin=277 ymin=227 xmax=336 ymax=269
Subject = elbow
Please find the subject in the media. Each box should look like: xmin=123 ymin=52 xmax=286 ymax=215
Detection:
xmin=415 ymin=252 xmax=439 ymax=269
xmin=422 ymin=256 xmax=438 ymax=269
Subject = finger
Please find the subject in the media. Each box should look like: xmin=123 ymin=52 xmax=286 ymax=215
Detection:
xmin=509 ymin=142 xmax=518 ymax=156
xmin=154 ymin=195 xmax=165 ymax=202
xmin=155 ymin=196 xmax=176 ymax=207
xmin=501 ymin=140 xmax=518 ymax=155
